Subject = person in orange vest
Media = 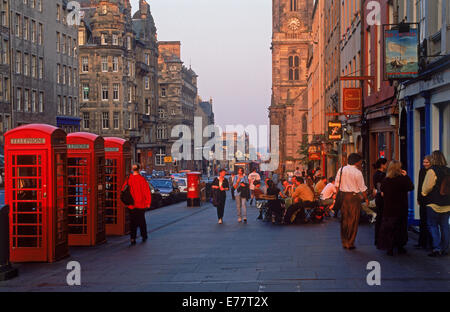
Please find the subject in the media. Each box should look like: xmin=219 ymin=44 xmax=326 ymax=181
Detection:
xmin=124 ymin=164 xmax=152 ymax=246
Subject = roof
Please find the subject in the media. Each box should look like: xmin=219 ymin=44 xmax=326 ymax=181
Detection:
xmin=104 ymin=137 xmax=129 ymax=146
xmin=67 ymin=132 xmax=102 ymax=142
xmin=5 ymin=124 xmax=65 ymax=137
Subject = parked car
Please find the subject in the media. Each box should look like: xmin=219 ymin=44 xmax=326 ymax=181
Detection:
xmin=174 ymin=177 xmax=187 ymax=199
xmin=149 ymin=178 xmax=181 ymax=205
xmin=148 ymin=182 xmax=163 ymax=209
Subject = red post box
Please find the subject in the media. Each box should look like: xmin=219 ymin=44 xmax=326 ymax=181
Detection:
xmin=186 ymin=172 xmax=201 ymax=207
xmin=104 ymin=137 xmax=132 ymax=236
xmin=4 ymin=124 xmax=69 ymax=263
xmin=67 ymin=133 xmax=106 ymax=246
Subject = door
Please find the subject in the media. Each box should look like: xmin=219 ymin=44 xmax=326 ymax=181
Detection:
xmin=96 ymin=155 xmax=106 ymax=243
xmin=105 ymin=157 xmax=118 ymax=226
xmin=67 ymin=155 xmax=89 ymax=245
xmin=9 ymin=151 xmax=47 ymax=262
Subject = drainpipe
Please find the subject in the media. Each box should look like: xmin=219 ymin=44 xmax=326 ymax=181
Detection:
xmin=360 ymin=0 xmax=370 ymax=183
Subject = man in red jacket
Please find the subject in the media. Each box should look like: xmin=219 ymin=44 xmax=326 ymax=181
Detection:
xmin=124 ymin=164 xmax=152 ymax=245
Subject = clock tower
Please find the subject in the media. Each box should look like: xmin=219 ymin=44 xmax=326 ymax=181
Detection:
xmin=270 ymin=0 xmax=312 ymax=174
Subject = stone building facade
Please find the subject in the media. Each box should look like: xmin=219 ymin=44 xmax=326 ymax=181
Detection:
xmin=270 ymin=0 xmax=312 ymax=176
xmin=78 ymin=0 xmax=158 ymax=164
xmin=0 ymin=0 xmax=10 ymax=145
xmin=157 ymin=41 xmax=198 ymax=173
xmin=10 ymin=0 xmax=80 ymax=133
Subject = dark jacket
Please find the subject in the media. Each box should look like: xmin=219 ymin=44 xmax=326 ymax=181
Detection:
xmin=381 ymin=175 xmax=414 ymax=218
xmin=417 ymin=167 xmax=429 ymax=205
xmin=427 ymin=166 xmax=450 ymax=207
xmin=212 ymin=177 xmax=230 ymax=202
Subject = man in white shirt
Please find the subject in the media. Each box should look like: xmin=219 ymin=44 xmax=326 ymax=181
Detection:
xmin=335 ymin=153 xmax=369 ymax=250
xmin=320 ymin=176 xmax=337 ymax=206
xmin=248 ymin=168 xmax=261 ymax=205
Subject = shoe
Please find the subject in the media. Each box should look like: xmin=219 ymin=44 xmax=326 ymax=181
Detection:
xmin=257 ymin=214 xmax=263 ymax=220
xmin=428 ymin=251 xmax=441 ymax=257
xmin=130 ymin=240 xmax=137 ymax=246
xmin=370 ymin=213 xmax=377 ymax=224
xmin=218 ymin=219 xmax=223 ymax=224
xmin=243 ymin=218 xmax=247 ymax=223
xmin=398 ymin=247 xmax=407 ymax=254
xmin=238 ymin=217 xmax=242 ymax=223
xmin=348 ymin=246 xmax=356 ymax=250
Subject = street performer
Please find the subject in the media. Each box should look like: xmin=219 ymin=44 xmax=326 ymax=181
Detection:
xmin=335 ymin=153 xmax=369 ymax=250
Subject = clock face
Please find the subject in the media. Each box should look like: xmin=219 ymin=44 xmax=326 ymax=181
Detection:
xmin=288 ymin=18 xmax=301 ymax=31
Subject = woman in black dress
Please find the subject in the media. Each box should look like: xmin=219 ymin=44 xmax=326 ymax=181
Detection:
xmin=373 ymin=158 xmax=388 ymax=248
xmin=416 ymin=155 xmax=432 ymax=249
xmin=379 ymin=160 xmax=414 ymax=256
xmin=211 ymin=169 xmax=229 ymax=224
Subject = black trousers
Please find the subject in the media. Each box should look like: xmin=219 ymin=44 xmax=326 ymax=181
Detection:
xmin=129 ymin=209 xmax=148 ymax=240
xmin=231 ymin=188 xmax=235 ymax=200
xmin=217 ymin=198 xmax=226 ymax=219
xmin=418 ymin=203 xmax=432 ymax=248
xmin=374 ymin=195 xmax=384 ymax=247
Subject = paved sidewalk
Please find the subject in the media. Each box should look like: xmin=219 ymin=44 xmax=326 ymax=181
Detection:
xmin=0 ymin=196 xmax=449 ymax=292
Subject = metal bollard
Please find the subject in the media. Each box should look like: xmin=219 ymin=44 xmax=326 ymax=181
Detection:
xmin=0 ymin=205 xmax=18 ymax=281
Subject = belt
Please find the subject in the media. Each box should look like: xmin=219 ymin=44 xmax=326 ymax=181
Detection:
xmin=341 ymin=191 xmax=359 ymax=196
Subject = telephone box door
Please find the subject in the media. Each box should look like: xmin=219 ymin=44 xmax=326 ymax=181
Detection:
xmin=8 ymin=151 xmax=48 ymax=262
xmin=67 ymin=155 xmax=90 ymax=245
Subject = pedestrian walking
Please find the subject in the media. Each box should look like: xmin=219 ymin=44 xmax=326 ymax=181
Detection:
xmin=123 ymin=164 xmax=152 ymax=246
xmin=229 ymin=172 xmax=236 ymax=200
xmin=378 ymin=160 xmax=414 ymax=256
xmin=212 ymin=169 xmax=230 ymax=224
xmin=248 ymin=168 xmax=261 ymax=206
xmin=233 ymin=167 xmax=250 ymax=223
xmin=416 ymin=155 xmax=433 ymax=249
xmin=373 ymin=158 xmax=387 ymax=248
xmin=421 ymin=150 xmax=450 ymax=257
xmin=335 ymin=153 xmax=369 ymax=250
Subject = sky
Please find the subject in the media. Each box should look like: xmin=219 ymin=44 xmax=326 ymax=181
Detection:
xmin=130 ymin=0 xmax=272 ymax=130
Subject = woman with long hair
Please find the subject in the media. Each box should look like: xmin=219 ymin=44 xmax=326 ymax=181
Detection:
xmin=211 ymin=169 xmax=230 ymax=224
xmin=379 ymin=160 xmax=414 ymax=256
xmin=416 ymin=155 xmax=433 ymax=249
xmin=373 ymin=158 xmax=388 ymax=248
xmin=421 ymin=151 xmax=450 ymax=257
xmin=266 ymin=179 xmax=283 ymax=224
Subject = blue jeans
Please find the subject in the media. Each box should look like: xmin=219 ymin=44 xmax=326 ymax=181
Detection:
xmin=427 ymin=206 xmax=450 ymax=253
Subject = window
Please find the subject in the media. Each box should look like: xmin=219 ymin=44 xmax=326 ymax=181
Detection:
xmin=102 ymin=112 xmax=109 ymax=129
xmin=2 ymin=40 xmax=7 ymax=65
xmin=31 ymin=55 xmax=37 ymax=78
xmin=57 ymin=64 xmax=61 ymax=83
xmin=288 ymin=55 xmax=300 ymax=81
xmin=102 ymin=56 xmax=108 ymax=72
xmin=83 ymin=112 xmax=90 ymax=129
xmin=56 ymin=32 xmax=60 ymax=52
xmin=38 ymin=23 xmax=43 ymax=45
xmin=155 ymin=147 xmax=166 ymax=166
xmin=56 ymin=4 xmax=60 ymax=21
xmin=101 ymin=33 xmax=107 ymax=45
xmin=62 ymin=34 xmax=66 ymax=54
xmin=157 ymin=125 xmax=167 ymax=139
xmin=31 ymin=20 xmax=36 ymax=42
xmin=161 ymin=87 xmax=166 ymax=97
xmin=113 ymin=83 xmax=119 ymax=101
xmin=39 ymin=57 xmax=43 ymax=79
xmin=128 ymin=86 xmax=132 ymax=102
xmin=68 ymin=97 xmax=72 ymax=116
xmin=57 ymin=95 xmax=61 ymax=114
xmin=82 ymin=56 xmax=89 ymax=72
xmin=113 ymin=112 xmax=119 ymax=129
xmin=15 ymin=14 xmax=21 ymax=37
xmin=290 ymin=0 xmax=297 ymax=11
xmin=24 ymin=89 xmax=29 ymax=112
xmin=31 ymin=90 xmax=36 ymax=112
xmin=38 ymin=0 xmax=42 ymax=12
xmin=82 ymin=83 xmax=89 ymax=101
xmin=112 ymin=34 xmax=118 ymax=45
xmin=23 ymin=53 xmax=29 ymax=76
xmin=39 ymin=92 xmax=43 ymax=112
xmin=112 ymin=56 xmax=118 ymax=72
xmin=102 ymin=84 xmax=108 ymax=101
xmin=145 ymin=98 xmax=151 ymax=115
xmin=127 ymin=36 xmax=131 ymax=50
xmin=24 ymin=17 xmax=29 ymax=40
xmin=15 ymin=51 xmax=22 ymax=74
xmin=158 ymin=109 xmax=166 ymax=119
xmin=68 ymin=67 xmax=72 ymax=86
xmin=145 ymin=77 xmax=150 ymax=89
xmin=16 ymin=88 xmax=22 ymax=111
xmin=63 ymin=96 xmax=67 ymax=115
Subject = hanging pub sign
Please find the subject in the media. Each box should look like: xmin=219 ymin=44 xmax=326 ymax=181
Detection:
xmin=308 ymin=145 xmax=321 ymax=161
xmin=342 ymin=88 xmax=362 ymax=112
xmin=328 ymin=121 xmax=343 ymax=141
xmin=384 ymin=25 xmax=419 ymax=80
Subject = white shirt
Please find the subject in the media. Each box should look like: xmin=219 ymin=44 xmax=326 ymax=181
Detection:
xmin=335 ymin=165 xmax=368 ymax=193
xmin=320 ymin=183 xmax=337 ymax=200
xmin=248 ymin=172 xmax=261 ymax=190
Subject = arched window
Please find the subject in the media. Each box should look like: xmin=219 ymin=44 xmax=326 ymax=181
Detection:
xmin=289 ymin=55 xmax=300 ymax=81
xmin=290 ymin=0 xmax=297 ymax=11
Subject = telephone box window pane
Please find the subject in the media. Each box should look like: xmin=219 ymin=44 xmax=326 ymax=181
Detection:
xmin=68 ymin=157 xmax=88 ymax=235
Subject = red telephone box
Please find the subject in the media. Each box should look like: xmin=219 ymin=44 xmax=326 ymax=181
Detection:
xmin=187 ymin=172 xmax=201 ymax=207
xmin=67 ymin=133 xmax=106 ymax=246
xmin=104 ymin=137 xmax=132 ymax=236
xmin=4 ymin=124 xmax=69 ymax=263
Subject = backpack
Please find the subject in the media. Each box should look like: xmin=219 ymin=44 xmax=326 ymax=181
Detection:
xmin=440 ymin=167 xmax=450 ymax=196
xmin=120 ymin=175 xmax=135 ymax=206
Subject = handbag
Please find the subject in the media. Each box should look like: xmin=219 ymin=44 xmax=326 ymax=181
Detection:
xmin=120 ymin=175 xmax=135 ymax=206
xmin=334 ymin=167 xmax=345 ymax=212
